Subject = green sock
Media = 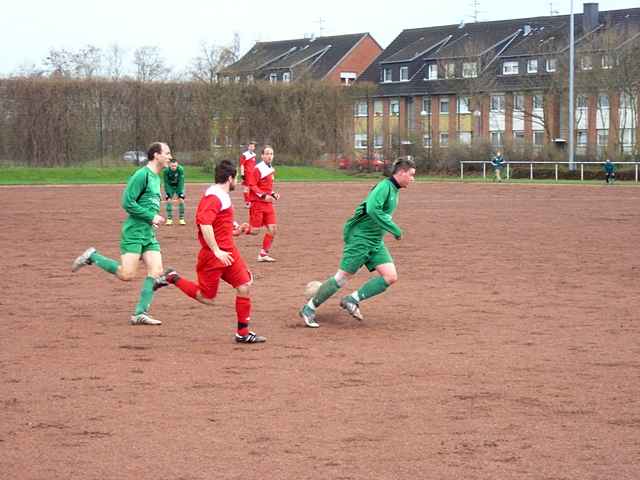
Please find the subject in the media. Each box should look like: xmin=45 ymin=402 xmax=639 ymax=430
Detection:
xmin=166 ymin=202 xmax=173 ymax=219
xmin=134 ymin=276 xmax=155 ymax=315
xmin=312 ymin=277 xmax=341 ymax=308
xmin=90 ymin=251 xmax=119 ymax=275
xmin=356 ymin=276 xmax=389 ymax=302
xmin=179 ymin=203 xmax=185 ymax=219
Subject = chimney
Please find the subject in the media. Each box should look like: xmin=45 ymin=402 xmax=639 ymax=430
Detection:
xmin=583 ymin=3 xmax=599 ymax=32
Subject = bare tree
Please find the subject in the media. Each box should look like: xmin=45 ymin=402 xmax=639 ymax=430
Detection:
xmin=133 ymin=46 xmax=170 ymax=82
xmin=12 ymin=62 xmax=46 ymax=78
xmin=104 ymin=44 xmax=127 ymax=80
xmin=71 ymin=45 xmax=103 ymax=79
xmin=189 ymin=34 xmax=241 ymax=84
xmin=43 ymin=48 xmax=75 ymax=78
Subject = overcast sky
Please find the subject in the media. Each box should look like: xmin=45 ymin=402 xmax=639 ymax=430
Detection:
xmin=1 ymin=0 xmax=638 ymax=75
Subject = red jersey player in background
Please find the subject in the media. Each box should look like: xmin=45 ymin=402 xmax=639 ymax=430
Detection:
xmin=246 ymin=145 xmax=280 ymax=262
xmin=239 ymin=141 xmax=257 ymax=208
xmin=153 ymin=159 xmax=266 ymax=344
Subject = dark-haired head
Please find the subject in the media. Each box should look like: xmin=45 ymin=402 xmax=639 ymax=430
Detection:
xmin=147 ymin=142 xmax=166 ymax=161
xmin=215 ymin=159 xmax=237 ymax=184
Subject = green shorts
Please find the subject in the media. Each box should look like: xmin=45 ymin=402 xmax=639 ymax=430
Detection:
xmin=165 ymin=186 xmax=185 ymax=199
xmin=120 ymin=221 xmax=161 ymax=255
xmin=120 ymin=237 xmax=161 ymax=255
xmin=339 ymin=239 xmax=393 ymax=274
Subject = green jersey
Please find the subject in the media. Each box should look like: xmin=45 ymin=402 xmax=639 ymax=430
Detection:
xmin=343 ymin=177 xmax=402 ymax=245
xmin=121 ymin=167 xmax=161 ymax=245
xmin=163 ymin=165 xmax=185 ymax=192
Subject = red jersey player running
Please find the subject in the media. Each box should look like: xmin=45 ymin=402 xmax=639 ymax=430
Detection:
xmin=246 ymin=145 xmax=280 ymax=262
xmin=239 ymin=141 xmax=257 ymax=208
xmin=154 ymin=159 xmax=266 ymax=344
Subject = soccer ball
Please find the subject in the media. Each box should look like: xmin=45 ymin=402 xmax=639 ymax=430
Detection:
xmin=304 ymin=280 xmax=322 ymax=300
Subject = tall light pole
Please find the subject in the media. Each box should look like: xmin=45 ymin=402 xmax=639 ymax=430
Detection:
xmin=568 ymin=0 xmax=575 ymax=170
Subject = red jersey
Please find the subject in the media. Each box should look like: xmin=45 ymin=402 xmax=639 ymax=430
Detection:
xmin=239 ymin=150 xmax=256 ymax=184
xmin=247 ymin=161 xmax=275 ymax=203
xmin=195 ymin=185 xmax=236 ymax=251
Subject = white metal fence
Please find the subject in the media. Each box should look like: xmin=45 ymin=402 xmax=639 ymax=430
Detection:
xmin=459 ymin=161 xmax=640 ymax=182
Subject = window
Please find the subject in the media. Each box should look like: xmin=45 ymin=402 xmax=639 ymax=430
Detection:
xmin=580 ymin=56 xmax=592 ymax=71
xmin=382 ymin=68 xmax=392 ymax=82
xmin=246 ymin=74 xmax=254 ymax=84
xmin=490 ymin=131 xmax=504 ymax=146
xmin=534 ymin=131 xmax=545 ymax=146
xmin=597 ymin=129 xmax=608 ymax=146
xmin=374 ymin=135 xmax=384 ymax=148
xmin=269 ymin=73 xmax=277 ymax=83
xmin=354 ymin=101 xmax=368 ymax=117
xmin=513 ymin=131 xmax=525 ymax=143
xmin=423 ymin=134 xmax=432 ymax=147
xmin=282 ymin=72 xmax=291 ymax=83
xmin=576 ymin=94 xmax=588 ymax=109
xmin=400 ymin=66 xmax=409 ymax=81
xmin=490 ymin=94 xmax=505 ymax=112
xmin=459 ymin=132 xmax=472 ymax=144
xmin=533 ymin=94 xmax=544 ymax=110
xmin=621 ymin=128 xmax=636 ymax=148
xmin=340 ymin=72 xmax=357 ymax=85
xmin=513 ymin=95 xmax=524 ymax=111
xmin=421 ymin=97 xmax=431 ymax=115
xmin=440 ymin=97 xmax=449 ymax=114
xmin=439 ymin=132 xmax=449 ymax=146
xmin=234 ymin=76 xmax=241 ymax=83
xmin=373 ymin=100 xmax=383 ymax=116
xmin=457 ymin=96 xmax=470 ymax=114
xmin=223 ymin=76 xmax=231 ymax=84
xmin=598 ymin=94 xmax=609 ymax=109
xmin=620 ymin=93 xmax=633 ymax=109
xmin=390 ymin=99 xmax=400 ymax=116
xmin=577 ymin=131 xmax=588 ymax=146
xmin=445 ymin=62 xmax=456 ymax=79
xmin=462 ymin=62 xmax=477 ymax=78
xmin=601 ymin=55 xmax=613 ymax=69
xmin=427 ymin=64 xmax=438 ymax=80
xmin=546 ymin=58 xmax=557 ymax=72
xmin=527 ymin=58 xmax=538 ymax=73
xmin=355 ymin=134 xmax=367 ymax=149
xmin=503 ymin=61 xmax=519 ymax=75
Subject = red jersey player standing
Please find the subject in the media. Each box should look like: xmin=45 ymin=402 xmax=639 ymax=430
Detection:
xmin=239 ymin=141 xmax=257 ymax=208
xmin=247 ymin=145 xmax=280 ymax=262
xmin=153 ymin=159 xmax=266 ymax=343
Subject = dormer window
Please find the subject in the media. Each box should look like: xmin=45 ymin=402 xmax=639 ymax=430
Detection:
xmin=503 ymin=61 xmax=519 ymax=75
xmin=282 ymin=72 xmax=291 ymax=83
xmin=527 ymin=59 xmax=538 ymax=73
xmin=445 ymin=63 xmax=455 ymax=79
xmin=580 ymin=56 xmax=592 ymax=71
xmin=601 ymin=55 xmax=613 ymax=69
xmin=462 ymin=62 xmax=477 ymax=78
xmin=400 ymin=66 xmax=409 ymax=82
xmin=269 ymin=73 xmax=278 ymax=83
xmin=546 ymin=58 xmax=557 ymax=72
xmin=382 ymin=68 xmax=392 ymax=82
xmin=246 ymin=74 xmax=254 ymax=84
xmin=427 ymin=64 xmax=438 ymax=80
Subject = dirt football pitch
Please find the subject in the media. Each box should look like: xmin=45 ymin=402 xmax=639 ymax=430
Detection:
xmin=1 ymin=181 xmax=639 ymax=479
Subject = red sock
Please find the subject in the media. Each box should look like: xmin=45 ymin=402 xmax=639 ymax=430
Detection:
xmin=236 ymin=296 xmax=251 ymax=336
xmin=262 ymin=233 xmax=274 ymax=252
xmin=175 ymin=277 xmax=199 ymax=299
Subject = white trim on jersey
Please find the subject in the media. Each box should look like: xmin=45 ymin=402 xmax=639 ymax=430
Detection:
xmin=204 ymin=185 xmax=232 ymax=210
xmin=256 ymin=161 xmax=274 ymax=179
xmin=243 ymin=150 xmax=256 ymax=160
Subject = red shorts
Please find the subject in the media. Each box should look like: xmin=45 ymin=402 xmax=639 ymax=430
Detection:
xmin=196 ymin=247 xmax=252 ymax=299
xmin=249 ymin=202 xmax=276 ymax=228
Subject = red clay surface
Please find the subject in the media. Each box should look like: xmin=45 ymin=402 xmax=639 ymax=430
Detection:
xmin=1 ymin=181 xmax=639 ymax=480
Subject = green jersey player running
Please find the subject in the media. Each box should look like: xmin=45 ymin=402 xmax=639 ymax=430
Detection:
xmin=299 ymin=158 xmax=416 ymax=328
xmin=71 ymin=142 xmax=172 ymax=325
